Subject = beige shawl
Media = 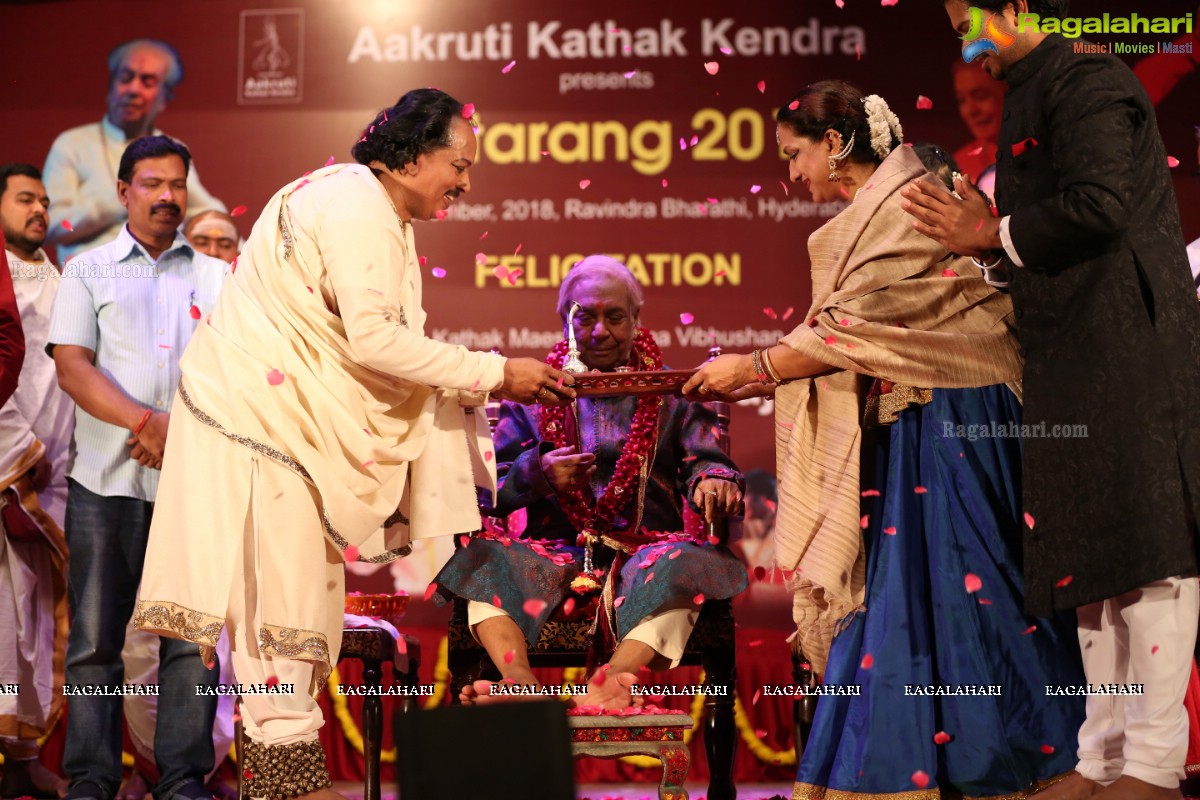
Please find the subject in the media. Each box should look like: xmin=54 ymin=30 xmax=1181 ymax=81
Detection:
xmin=774 ymin=145 xmax=1022 ymax=674
xmin=181 ymin=165 xmax=504 ymax=561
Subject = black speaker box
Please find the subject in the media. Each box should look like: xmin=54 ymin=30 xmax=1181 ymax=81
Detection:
xmin=393 ymin=700 xmax=576 ymax=800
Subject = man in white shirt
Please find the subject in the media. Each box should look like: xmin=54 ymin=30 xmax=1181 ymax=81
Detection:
xmin=0 ymin=163 xmax=72 ymax=799
xmin=43 ymin=39 xmax=225 ymax=263
xmin=48 ymin=136 xmax=226 ymax=800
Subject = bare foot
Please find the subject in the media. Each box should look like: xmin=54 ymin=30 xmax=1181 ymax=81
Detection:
xmin=466 ymin=678 xmax=551 ymax=704
xmin=0 ymin=758 xmax=67 ymax=799
xmin=459 ymin=682 xmax=480 ymax=705
xmin=1032 ymin=772 xmax=1104 ymax=800
xmin=116 ymin=771 xmax=150 ymax=800
xmin=573 ymin=669 xmax=643 ymax=711
xmin=1094 ymin=776 xmax=1182 ymax=800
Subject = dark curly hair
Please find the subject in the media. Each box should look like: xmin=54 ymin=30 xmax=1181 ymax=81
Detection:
xmin=350 ymin=88 xmax=471 ymax=170
xmin=775 ymin=80 xmax=899 ymax=166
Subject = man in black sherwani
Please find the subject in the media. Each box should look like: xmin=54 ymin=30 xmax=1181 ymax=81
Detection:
xmin=902 ymin=2 xmax=1200 ymax=800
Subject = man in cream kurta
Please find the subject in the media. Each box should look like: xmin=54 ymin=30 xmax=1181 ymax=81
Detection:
xmin=134 ymin=163 xmax=508 ymax=774
xmin=0 ymin=165 xmax=73 ymax=798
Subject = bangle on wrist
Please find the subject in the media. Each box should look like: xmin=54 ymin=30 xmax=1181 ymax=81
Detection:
xmin=750 ymin=350 xmax=774 ymax=385
xmin=133 ymin=409 xmax=153 ymax=435
xmin=761 ymin=347 xmax=783 ymax=383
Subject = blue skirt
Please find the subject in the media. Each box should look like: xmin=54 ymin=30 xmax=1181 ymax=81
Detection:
xmin=795 ymin=385 xmax=1085 ymax=800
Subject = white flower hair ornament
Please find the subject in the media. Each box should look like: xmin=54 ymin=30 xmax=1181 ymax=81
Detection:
xmin=863 ymin=94 xmax=903 ymax=159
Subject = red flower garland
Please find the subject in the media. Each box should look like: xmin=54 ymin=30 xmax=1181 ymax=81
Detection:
xmin=539 ymin=328 xmax=664 ymax=542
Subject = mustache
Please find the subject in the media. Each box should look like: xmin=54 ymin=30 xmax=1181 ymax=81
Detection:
xmin=152 ymin=203 xmax=182 ymax=216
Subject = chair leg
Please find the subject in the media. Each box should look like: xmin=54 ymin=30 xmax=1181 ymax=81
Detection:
xmin=394 ymin=634 xmax=422 ymax=715
xmin=702 ymin=650 xmax=737 ymax=800
xmin=447 ymin=645 xmax=490 ymax=705
xmin=361 ymin=657 xmax=383 ymax=800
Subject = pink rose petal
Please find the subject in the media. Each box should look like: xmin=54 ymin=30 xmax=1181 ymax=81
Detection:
xmin=1055 ymin=575 xmax=1073 ymax=588
xmin=824 ymin=335 xmax=838 ymax=345
xmin=860 ymin=515 xmax=870 ymax=529
xmin=943 ymin=268 xmax=959 ymax=277
xmin=884 ymin=526 xmax=897 ymax=536
xmin=266 ymin=369 xmax=285 ymax=386
xmin=679 ymin=312 xmax=694 ymax=325
xmin=1168 ymin=156 xmax=1180 ymax=168
xmin=484 ymin=451 xmax=493 ymax=462
xmin=661 ymin=179 xmax=669 ymax=188
xmin=1022 ymin=625 xmax=1038 ymax=635
xmin=61 ymin=219 xmax=74 ymax=232
xmin=763 ymin=307 xmax=778 ymax=320
xmin=693 ymin=593 xmax=705 ymax=605
xmin=562 ymin=597 xmax=575 ymax=615
xmin=978 ymin=598 xmax=993 ymax=605
xmin=752 ymin=688 xmax=762 ymax=705
xmin=614 ymin=596 xmax=625 ymax=608
xmin=975 ymin=218 xmax=985 ymax=232
xmin=501 ymin=60 xmax=516 ymax=73
xmin=934 ymin=731 xmax=951 ymax=744
xmin=756 ymin=80 xmax=766 ymax=93
xmin=624 ymin=70 xmax=637 ymax=79
xmin=1152 ymin=645 xmax=1160 ymax=654
xmin=462 ymin=103 xmax=476 ymax=118
xmin=1040 ymin=744 xmax=1055 ymax=754
xmin=431 ymin=267 xmax=446 ymax=278
xmin=964 ymin=573 xmax=983 ymax=593
xmin=788 ymin=100 xmax=800 ymax=110
xmin=503 ymin=649 xmax=515 ymax=664
xmin=325 ymin=155 xmax=335 ymax=167
xmin=491 ymin=595 xmax=502 ymax=607
xmin=914 ymin=486 xmax=928 ymax=494
xmin=266 ymin=675 xmax=279 ymax=688
xmin=343 ymin=545 xmax=359 ymax=562
xmin=424 ymin=582 xmax=438 ymax=601
xmin=860 ymin=653 xmax=875 ymax=669
xmin=523 ymin=598 xmax=548 ymax=616
xmin=912 ymin=771 xmax=929 ymax=789
xmin=916 ymin=95 xmax=933 ymax=110
xmin=704 ymin=61 xmax=719 ymax=75
xmin=230 ymin=205 xmax=248 ymax=217
xmin=578 ymin=179 xmax=591 ymax=190
xmin=1024 ymin=512 xmax=1036 ymax=529
xmin=862 ymin=489 xmax=881 ymax=497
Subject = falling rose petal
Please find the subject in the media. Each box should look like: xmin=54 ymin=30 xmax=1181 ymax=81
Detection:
xmin=788 ymin=100 xmax=800 ymax=110
xmin=556 ymin=376 xmax=564 ymax=390
xmin=1022 ymin=625 xmax=1038 ymax=635
xmin=914 ymin=486 xmax=928 ymax=494
xmin=513 ymin=243 xmax=523 ymax=255
xmin=679 ymin=137 xmax=689 ymax=151
xmin=645 ymin=571 xmax=655 ymax=583
xmin=1152 ymin=645 xmax=1160 ymax=655
xmin=479 ymin=231 xmax=489 ymax=240
xmin=1040 ymin=744 xmax=1055 ymax=755
xmin=756 ymin=80 xmax=766 ymax=93
xmin=431 ymin=267 xmax=446 ymax=278
xmin=749 ymin=639 xmax=764 ymax=648
xmin=325 ymin=155 xmax=336 ymax=167
xmin=780 ymin=180 xmax=789 ymax=196
xmin=361 ymin=460 xmax=374 ymax=467
xmin=750 ymin=184 xmax=762 ymax=194
xmin=503 ymin=649 xmax=515 ymax=664
xmin=707 ymin=534 xmax=720 ymax=545
xmin=459 ymin=534 xmax=470 ymax=548
xmin=974 ymin=218 xmax=985 ymax=233
xmin=752 ymin=688 xmax=762 ymax=705
xmin=397 ymin=636 xmax=407 ymax=655
xmin=189 ymin=305 xmax=201 ymax=320
xmin=462 ymin=103 xmax=476 ymax=119
xmin=523 ymin=598 xmax=548 ymax=616
xmin=860 ymin=653 xmax=875 ymax=670
xmin=502 ymin=60 xmax=516 ymax=73
xmin=824 ymin=335 xmax=838 ymax=345
xmin=423 ymin=582 xmax=438 ymax=601
xmin=668 ymin=549 xmax=682 ymax=560
xmin=1011 ymin=137 xmax=1038 ymax=157
xmin=763 ymin=307 xmax=778 ymax=320
xmin=661 ymin=179 xmax=669 ymax=188
xmin=837 ymin=0 xmax=845 ymax=6
xmin=934 ymin=731 xmax=951 ymax=745
xmin=1024 ymin=512 xmax=1036 ymax=529
xmin=61 ymin=219 xmax=74 ymax=232
xmin=471 ymin=379 xmax=481 ymax=392
xmin=964 ymin=573 xmax=983 ymax=593
xmin=593 ymin=665 xmax=608 ymax=686
xmin=305 ymin=286 xmax=313 ymax=294
xmin=520 ymin=438 xmax=534 ymax=447
xmin=883 ymin=526 xmax=897 ymax=536
xmin=916 ymin=95 xmax=933 ymax=110
xmin=579 ymin=179 xmax=591 ymax=190
xmin=968 ymin=145 xmax=984 ymax=156
xmin=483 ymin=451 xmax=494 ymax=462
xmin=860 ymin=515 xmax=870 ymax=529
xmin=755 ymin=728 xmax=769 ymax=738
xmin=680 ymin=312 xmax=695 ymax=325
xmin=704 ymin=61 xmax=719 ymax=75
xmin=266 ymin=675 xmax=280 ymax=688
xmin=856 ymin=43 xmax=862 ymax=60
xmin=491 ymin=595 xmax=503 ymax=608
xmin=1168 ymin=156 xmax=1180 ymax=168
xmin=943 ymin=268 xmax=959 ymax=277
xmin=706 ymin=196 xmax=719 ymax=204
xmin=978 ymin=598 xmax=993 ymax=605
xmin=562 ymin=597 xmax=576 ymax=615
xmin=343 ymin=545 xmax=359 ymax=562
xmin=1055 ymin=575 xmax=1073 ymax=588
xmin=912 ymin=771 xmax=929 ymax=789
xmin=435 ymin=210 xmax=447 ymax=220
xmin=690 ymin=135 xmax=699 ymax=146
xmin=624 ymin=70 xmax=637 ymax=79
xmin=862 ymin=489 xmax=881 ymax=497
xmin=266 ymin=369 xmax=285 ymax=386
xmin=690 ymin=593 xmax=706 ymax=606
xmin=230 ymin=205 xmax=248 ymax=217
xmin=614 ymin=596 xmax=625 ymax=608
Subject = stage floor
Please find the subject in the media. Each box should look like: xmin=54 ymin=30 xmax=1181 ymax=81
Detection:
xmin=330 ymin=781 xmax=795 ymax=799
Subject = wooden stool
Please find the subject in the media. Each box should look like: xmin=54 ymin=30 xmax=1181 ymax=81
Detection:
xmin=568 ymin=713 xmax=694 ymax=800
xmin=235 ymin=624 xmax=421 ymax=800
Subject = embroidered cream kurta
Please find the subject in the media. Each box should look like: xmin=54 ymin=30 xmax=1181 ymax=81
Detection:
xmin=135 ymin=165 xmax=505 ymax=689
xmin=773 ymin=145 xmax=1022 ymax=675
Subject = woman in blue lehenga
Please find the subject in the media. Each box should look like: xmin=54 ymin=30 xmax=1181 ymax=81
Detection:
xmin=686 ymin=80 xmax=1085 ymax=800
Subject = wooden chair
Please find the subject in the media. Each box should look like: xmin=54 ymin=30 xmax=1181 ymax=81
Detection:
xmin=447 ymin=354 xmax=740 ymax=800
xmin=235 ymin=624 xmax=421 ymax=800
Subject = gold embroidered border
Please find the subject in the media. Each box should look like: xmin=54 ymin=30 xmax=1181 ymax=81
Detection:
xmin=863 ymin=385 xmax=934 ymax=427
xmin=178 ymin=382 xmax=411 ymax=563
xmin=134 ymin=599 xmax=225 ymax=648
xmin=258 ymin=623 xmax=332 ymax=696
xmin=794 ymin=782 xmax=940 ymax=800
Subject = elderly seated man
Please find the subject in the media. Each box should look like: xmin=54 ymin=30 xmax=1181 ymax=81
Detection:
xmin=434 ymin=255 xmax=747 ymax=709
